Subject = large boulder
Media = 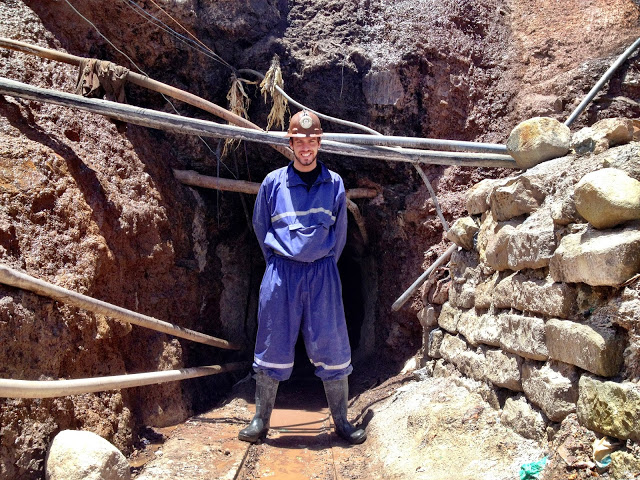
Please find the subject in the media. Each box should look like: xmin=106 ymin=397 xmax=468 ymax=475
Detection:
xmin=500 ymin=395 xmax=547 ymax=441
xmin=521 ymin=360 xmax=579 ymax=422
xmin=574 ymin=168 xmax=640 ymax=229
xmin=446 ymin=216 xmax=478 ymax=251
xmin=484 ymin=211 xmax=556 ymax=272
xmin=465 ymin=178 xmax=508 ymax=215
xmin=610 ymin=451 xmax=640 ymax=480
xmin=457 ymin=308 xmax=502 ymax=347
xmin=498 ymin=313 xmax=549 ymax=361
xmin=437 ymin=302 xmax=461 ymax=334
xmin=45 ymin=430 xmax=131 ymax=480
xmin=484 ymin=349 xmax=523 ymax=391
xmin=506 ymin=117 xmax=571 ymax=169
xmin=488 ymin=176 xmax=547 ymax=221
xmin=571 ymin=118 xmax=634 ymax=155
xmin=448 ymin=249 xmax=482 ymax=309
xmin=492 ymin=273 xmax=577 ymax=319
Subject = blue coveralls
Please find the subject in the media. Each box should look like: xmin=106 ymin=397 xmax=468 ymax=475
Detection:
xmin=252 ymin=161 xmax=352 ymax=381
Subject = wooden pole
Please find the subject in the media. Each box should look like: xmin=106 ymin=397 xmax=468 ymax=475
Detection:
xmin=391 ymin=244 xmax=457 ymax=311
xmin=0 ymin=265 xmax=241 ymax=350
xmin=173 ymin=169 xmax=260 ymax=194
xmin=172 ymin=169 xmax=378 ymax=199
xmin=0 ymin=77 xmax=517 ymax=168
xmin=0 ymin=37 xmax=295 ymax=162
xmin=0 ymin=362 xmax=249 ymax=399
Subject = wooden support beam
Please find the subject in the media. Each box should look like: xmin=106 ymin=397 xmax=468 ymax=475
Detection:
xmin=173 ymin=169 xmax=260 ymax=194
xmin=172 ymin=169 xmax=378 ymax=199
xmin=0 ymin=362 xmax=249 ymax=399
xmin=0 ymin=77 xmax=517 ymax=168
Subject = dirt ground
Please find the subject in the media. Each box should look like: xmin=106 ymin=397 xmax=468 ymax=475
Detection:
xmin=129 ymin=358 xmax=546 ymax=480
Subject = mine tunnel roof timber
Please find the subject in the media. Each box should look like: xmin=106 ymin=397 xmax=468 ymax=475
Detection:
xmin=1 ymin=34 xmax=639 ymax=171
xmin=0 ymin=75 xmax=515 ymax=168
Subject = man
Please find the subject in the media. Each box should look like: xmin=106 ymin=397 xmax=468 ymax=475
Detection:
xmin=238 ymin=110 xmax=366 ymax=445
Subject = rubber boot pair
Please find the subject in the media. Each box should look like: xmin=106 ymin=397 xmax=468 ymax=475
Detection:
xmin=238 ymin=371 xmax=279 ymax=443
xmin=323 ymin=377 xmax=367 ymax=444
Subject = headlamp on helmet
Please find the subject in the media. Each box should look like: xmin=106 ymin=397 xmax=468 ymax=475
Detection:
xmin=286 ymin=110 xmax=323 ymax=137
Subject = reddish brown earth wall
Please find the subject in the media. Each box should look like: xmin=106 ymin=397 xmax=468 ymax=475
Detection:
xmin=1 ymin=0 xmax=639 ymax=477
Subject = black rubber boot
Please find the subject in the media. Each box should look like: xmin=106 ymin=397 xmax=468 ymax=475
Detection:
xmin=238 ymin=372 xmax=279 ymax=443
xmin=323 ymin=378 xmax=367 ymax=445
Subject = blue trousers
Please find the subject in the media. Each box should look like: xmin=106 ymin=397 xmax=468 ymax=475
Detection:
xmin=253 ymin=255 xmax=353 ymax=381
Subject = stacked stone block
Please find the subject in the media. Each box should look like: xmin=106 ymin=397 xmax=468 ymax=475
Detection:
xmin=419 ymin=118 xmax=640 ymax=445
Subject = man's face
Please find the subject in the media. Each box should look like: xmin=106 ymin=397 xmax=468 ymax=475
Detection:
xmin=290 ymin=136 xmax=320 ymax=172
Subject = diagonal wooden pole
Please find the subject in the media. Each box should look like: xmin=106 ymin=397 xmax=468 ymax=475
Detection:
xmin=0 ymin=265 xmax=241 ymax=350
xmin=0 ymin=362 xmax=249 ymax=399
xmin=0 ymin=37 xmax=296 ymax=162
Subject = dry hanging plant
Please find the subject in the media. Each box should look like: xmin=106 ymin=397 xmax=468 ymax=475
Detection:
xmin=223 ymin=74 xmax=254 ymax=156
xmin=227 ymin=74 xmax=251 ymax=119
xmin=260 ymin=54 xmax=288 ymax=131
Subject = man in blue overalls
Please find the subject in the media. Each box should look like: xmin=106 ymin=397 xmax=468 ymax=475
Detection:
xmin=238 ymin=110 xmax=366 ymax=445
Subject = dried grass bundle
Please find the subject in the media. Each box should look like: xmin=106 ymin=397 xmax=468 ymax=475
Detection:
xmin=260 ymin=54 xmax=288 ymax=131
xmin=227 ymin=74 xmax=251 ymax=120
xmin=224 ymin=74 xmax=254 ymax=156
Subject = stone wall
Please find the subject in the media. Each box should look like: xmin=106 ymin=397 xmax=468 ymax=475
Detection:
xmin=420 ymin=119 xmax=640 ymax=445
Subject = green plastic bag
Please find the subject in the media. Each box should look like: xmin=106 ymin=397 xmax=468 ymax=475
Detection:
xmin=520 ymin=456 xmax=548 ymax=480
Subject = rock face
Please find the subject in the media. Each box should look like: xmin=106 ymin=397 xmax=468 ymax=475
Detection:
xmin=2 ymin=0 xmax=640 ymax=478
xmin=45 ymin=430 xmax=131 ymax=480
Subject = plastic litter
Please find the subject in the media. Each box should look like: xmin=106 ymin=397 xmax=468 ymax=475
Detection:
xmin=595 ymin=454 xmax=612 ymax=470
xmin=520 ymin=456 xmax=548 ymax=480
xmin=593 ymin=437 xmax=616 ymax=471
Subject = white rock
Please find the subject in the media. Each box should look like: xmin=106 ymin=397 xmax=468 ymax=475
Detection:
xmin=500 ymin=395 xmax=547 ymax=441
xmin=521 ymin=360 xmax=578 ymax=422
xmin=574 ymin=168 xmax=640 ymax=229
xmin=45 ymin=430 xmax=131 ymax=480
xmin=571 ymin=118 xmax=634 ymax=154
xmin=446 ymin=216 xmax=479 ymax=250
xmin=546 ymin=318 xmax=625 ymax=377
xmin=506 ymin=117 xmax=571 ymax=169
xmin=550 ymin=221 xmax=640 ymax=286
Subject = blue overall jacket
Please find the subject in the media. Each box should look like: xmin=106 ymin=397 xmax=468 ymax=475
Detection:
xmin=252 ymin=162 xmax=347 ymax=263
